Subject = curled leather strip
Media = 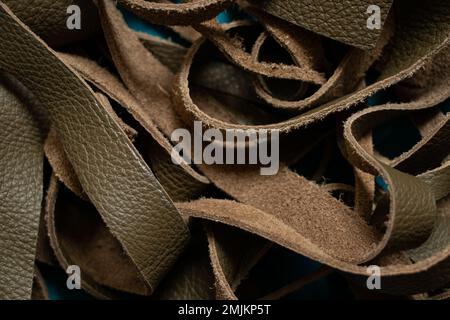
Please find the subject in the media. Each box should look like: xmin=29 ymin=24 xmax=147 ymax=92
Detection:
xmin=3 ymin=0 xmax=101 ymax=47
xmin=46 ymin=175 xmax=139 ymax=299
xmin=171 ymin=23 xmax=448 ymax=292
xmin=116 ymin=0 xmax=234 ymax=26
xmin=177 ymin=195 xmax=450 ymax=295
xmin=204 ymin=222 xmax=271 ymax=300
xmin=194 ymin=20 xmax=327 ymax=83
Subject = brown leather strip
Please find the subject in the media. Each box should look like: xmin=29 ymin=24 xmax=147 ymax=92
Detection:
xmin=204 ymin=222 xmax=271 ymax=300
xmin=250 ymin=17 xmax=392 ymax=110
xmin=198 ymin=165 xmax=379 ymax=264
xmin=46 ymin=175 xmax=125 ymax=299
xmin=195 ymin=21 xmax=326 ymax=83
xmin=246 ymin=5 xmax=326 ymax=76
xmin=250 ymin=31 xmax=325 ymax=86
xmin=35 ymin=203 xmax=57 ymax=267
xmin=174 ymin=19 xmax=449 ymax=131
xmin=429 ymin=290 xmax=450 ymax=301
xmin=44 ymin=127 xmax=84 ymax=197
xmin=137 ymin=32 xmax=188 ymax=73
xmin=353 ymin=134 xmax=376 ymax=220
xmin=98 ymin=0 xmax=185 ymax=135
xmin=178 ymin=195 xmax=450 ymax=295
xmin=57 ymin=51 xmax=209 ymax=188
xmin=57 ymin=55 xmax=210 ymax=201
xmin=174 ymin=42 xmax=447 ymax=292
xmin=48 ymin=179 xmax=150 ymax=296
xmin=390 ymin=50 xmax=450 ymax=174
xmin=419 ymin=161 xmax=450 ymax=201
xmin=169 ymin=26 xmax=201 ymax=43
xmin=116 ymin=0 xmax=234 ymax=26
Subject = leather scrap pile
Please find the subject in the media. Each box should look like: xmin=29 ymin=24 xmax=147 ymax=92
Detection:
xmin=0 ymin=0 xmax=449 ymax=300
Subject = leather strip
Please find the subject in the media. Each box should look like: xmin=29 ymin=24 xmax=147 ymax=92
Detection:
xmin=173 ymin=6 xmax=450 ymax=131
xmin=0 ymin=77 xmax=43 ymax=299
xmin=116 ymin=0 xmax=234 ymax=26
xmin=194 ymin=20 xmax=327 ymax=83
xmin=3 ymin=0 xmax=100 ymax=47
xmin=0 ymin=2 xmax=189 ymax=294
xmin=204 ymin=222 xmax=271 ymax=300
xmin=249 ymin=0 xmax=394 ymax=50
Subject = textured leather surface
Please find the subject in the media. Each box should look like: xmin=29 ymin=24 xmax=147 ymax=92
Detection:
xmin=251 ymin=0 xmax=394 ymax=49
xmin=0 ymin=79 xmax=43 ymax=299
xmin=52 ymin=51 xmax=211 ymax=202
xmin=3 ymin=0 xmax=100 ymax=47
xmin=0 ymin=2 xmax=189 ymax=294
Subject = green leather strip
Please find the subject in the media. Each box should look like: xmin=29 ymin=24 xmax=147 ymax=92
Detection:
xmin=0 ymin=78 xmax=43 ymax=299
xmin=0 ymin=2 xmax=189 ymax=294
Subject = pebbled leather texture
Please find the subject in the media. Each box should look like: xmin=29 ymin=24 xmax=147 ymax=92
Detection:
xmin=0 ymin=77 xmax=43 ymax=299
xmin=251 ymin=0 xmax=394 ymax=49
xmin=0 ymin=1 xmax=189 ymax=295
xmin=3 ymin=0 xmax=100 ymax=47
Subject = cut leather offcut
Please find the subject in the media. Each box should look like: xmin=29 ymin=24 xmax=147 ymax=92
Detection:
xmin=0 ymin=0 xmax=449 ymax=300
